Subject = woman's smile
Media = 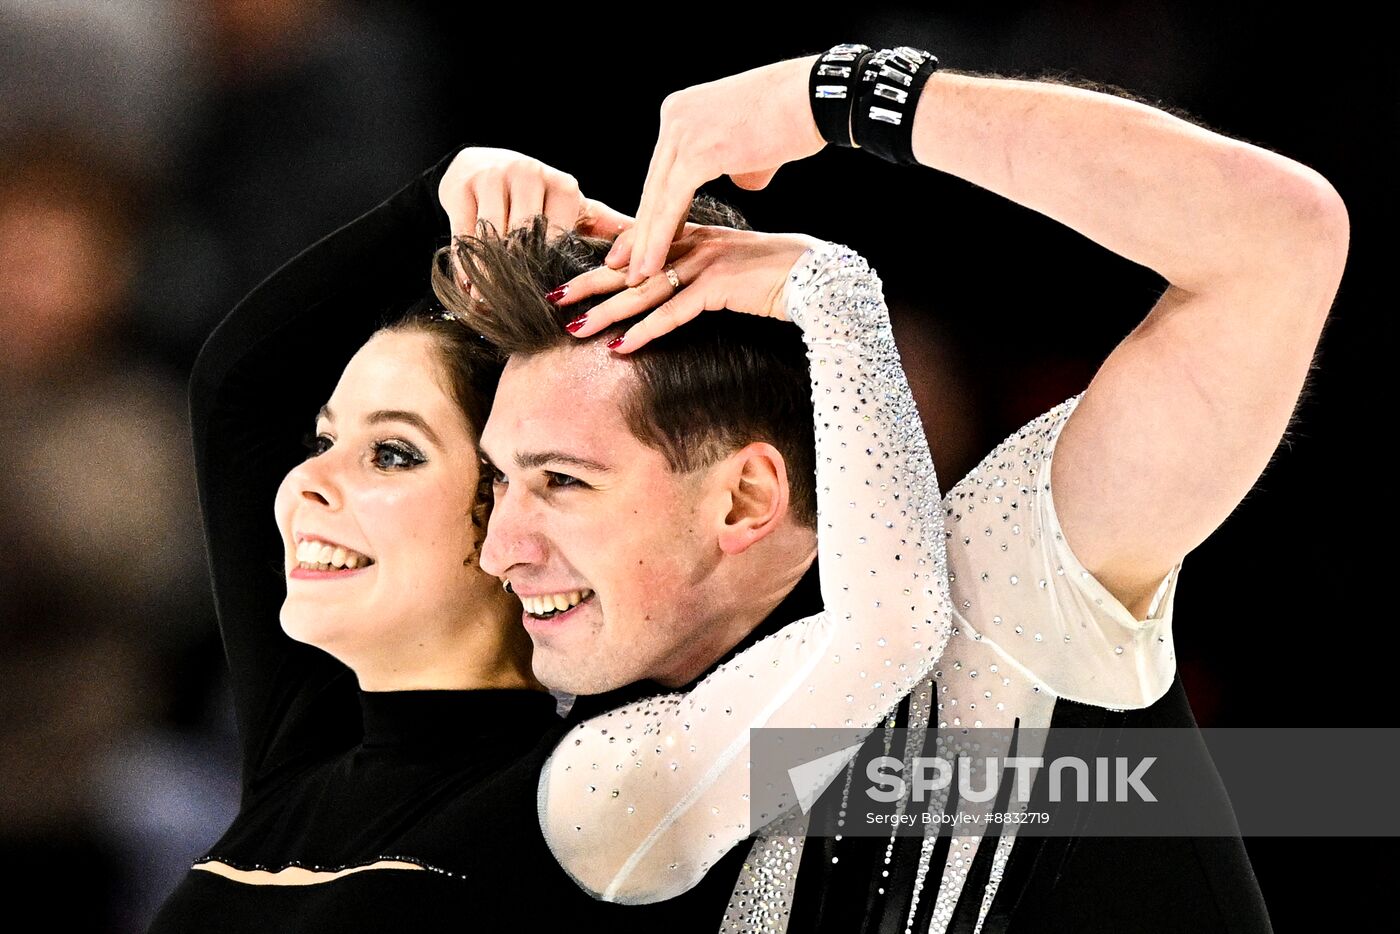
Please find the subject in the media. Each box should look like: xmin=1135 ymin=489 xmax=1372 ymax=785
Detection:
xmin=288 ymin=563 xmax=375 ymax=581
xmin=289 ymin=533 xmax=376 ymax=579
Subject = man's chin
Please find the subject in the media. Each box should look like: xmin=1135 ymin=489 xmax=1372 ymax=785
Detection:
xmin=532 ymin=648 xmax=626 ymax=697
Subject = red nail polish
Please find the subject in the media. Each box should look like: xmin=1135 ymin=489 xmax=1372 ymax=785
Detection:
xmin=545 ymin=285 xmax=568 ymax=304
xmin=605 ymin=336 xmax=625 ymax=350
xmin=564 ymin=314 xmax=588 ymax=333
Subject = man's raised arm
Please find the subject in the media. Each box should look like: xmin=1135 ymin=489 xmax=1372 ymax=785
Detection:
xmin=907 ymin=70 xmax=1347 ymax=614
xmin=615 ymin=52 xmax=1348 ymax=618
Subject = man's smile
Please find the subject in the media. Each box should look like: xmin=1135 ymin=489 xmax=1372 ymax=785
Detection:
xmin=518 ymin=589 xmax=596 ymax=626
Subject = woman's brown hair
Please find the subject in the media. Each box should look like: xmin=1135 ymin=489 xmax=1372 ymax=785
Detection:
xmin=379 ymin=300 xmax=504 ymax=564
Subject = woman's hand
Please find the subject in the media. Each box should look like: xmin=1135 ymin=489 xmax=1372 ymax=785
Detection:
xmin=617 ymin=56 xmax=825 ymax=287
xmin=438 ymin=147 xmax=632 ymax=286
xmin=554 ymin=226 xmax=822 ymax=352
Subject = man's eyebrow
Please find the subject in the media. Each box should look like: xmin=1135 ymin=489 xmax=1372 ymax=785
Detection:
xmin=512 ymin=450 xmax=614 ymax=473
xmin=317 ymin=405 xmax=442 ymax=447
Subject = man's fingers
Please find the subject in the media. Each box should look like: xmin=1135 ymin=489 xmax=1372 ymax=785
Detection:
xmin=634 ymin=171 xmax=697 ymax=285
xmin=605 ymin=227 xmax=635 ymax=270
xmin=729 ymin=167 xmax=779 ymax=191
xmin=625 ymin=143 xmax=678 ymax=286
xmin=604 ymin=228 xmax=637 ymax=270
xmin=635 ymin=198 xmax=694 ymax=280
xmin=619 ymin=144 xmax=663 ymax=272
xmin=613 ymin=219 xmax=710 ymax=272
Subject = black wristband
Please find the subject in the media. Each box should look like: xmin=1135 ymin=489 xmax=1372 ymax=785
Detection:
xmin=853 ymin=46 xmax=940 ymax=165
xmin=809 ymin=44 xmax=873 ymax=147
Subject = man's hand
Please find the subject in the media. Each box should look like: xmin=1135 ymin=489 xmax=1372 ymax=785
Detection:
xmin=617 ymin=56 xmax=825 ymax=287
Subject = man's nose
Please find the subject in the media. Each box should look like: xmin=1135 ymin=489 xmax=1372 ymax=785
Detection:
xmin=479 ymin=485 xmax=545 ymax=579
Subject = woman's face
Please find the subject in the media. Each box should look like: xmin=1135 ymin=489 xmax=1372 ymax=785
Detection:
xmin=274 ymin=329 xmax=496 ymax=670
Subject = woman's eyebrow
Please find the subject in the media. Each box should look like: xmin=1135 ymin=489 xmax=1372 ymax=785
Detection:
xmin=316 ymin=404 xmax=442 ymax=447
xmin=367 ymin=410 xmax=442 ymax=446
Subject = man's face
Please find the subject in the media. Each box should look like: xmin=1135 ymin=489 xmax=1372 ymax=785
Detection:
xmin=478 ymin=342 xmax=729 ymax=694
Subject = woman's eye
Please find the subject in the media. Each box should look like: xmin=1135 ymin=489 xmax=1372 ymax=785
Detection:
xmin=373 ymin=441 xmax=425 ymax=470
xmin=303 ymin=433 xmax=332 ymax=457
xmin=545 ymin=471 xmax=584 ymax=489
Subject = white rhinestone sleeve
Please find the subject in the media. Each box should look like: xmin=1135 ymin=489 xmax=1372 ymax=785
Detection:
xmin=537 ymin=241 xmax=953 ymax=904
xmin=943 ymin=394 xmax=1180 ymax=708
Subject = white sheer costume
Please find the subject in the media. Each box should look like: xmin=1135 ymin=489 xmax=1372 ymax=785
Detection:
xmin=900 ymin=393 xmax=1180 ymax=933
xmin=711 ymin=397 xmax=1183 ymax=934
xmin=537 ymin=242 xmax=956 ymax=904
xmin=731 ymin=397 xmax=1181 ymax=934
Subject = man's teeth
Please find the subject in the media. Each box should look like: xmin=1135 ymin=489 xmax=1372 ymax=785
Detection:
xmin=295 ymin=539 xmax=373 ymax=570
xmin=521 ymin=589 xmax=592 ymax=617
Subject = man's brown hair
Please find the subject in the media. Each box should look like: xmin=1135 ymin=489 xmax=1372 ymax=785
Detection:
xmin=430 ymin=200 xmax=817 ymax=528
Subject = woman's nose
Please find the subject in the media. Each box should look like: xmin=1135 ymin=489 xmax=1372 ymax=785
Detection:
xmin=287 ymin=454 xmax=342 ymax=510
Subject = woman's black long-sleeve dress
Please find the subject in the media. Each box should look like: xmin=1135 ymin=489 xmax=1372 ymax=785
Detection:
xmin=145 ymin=151 xmax=722 ymax=932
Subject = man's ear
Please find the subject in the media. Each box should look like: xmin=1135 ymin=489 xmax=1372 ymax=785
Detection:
xmin=715 ymin=442 xmax=790 ymax=556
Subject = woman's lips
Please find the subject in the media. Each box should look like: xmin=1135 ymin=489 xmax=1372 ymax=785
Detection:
xmin=290 ymin=534 xmax=376 ymax=577
xmin=288 ymin=564 xmax=374 ymax=580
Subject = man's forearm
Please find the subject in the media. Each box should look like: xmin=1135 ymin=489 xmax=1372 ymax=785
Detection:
xmin=909 ymin=71 xmax=1346 ymax=292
